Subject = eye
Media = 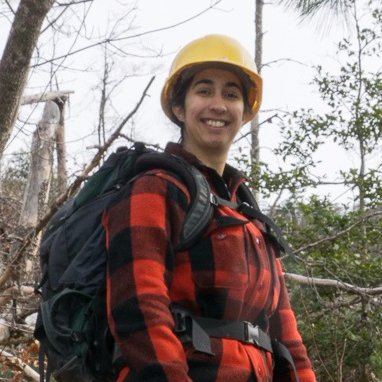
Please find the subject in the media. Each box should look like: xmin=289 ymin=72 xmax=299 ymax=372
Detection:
xmin=196 ymin=87 xmax=212 ymax=96
xmin=225 ymin=90 xmax=242 ymax=100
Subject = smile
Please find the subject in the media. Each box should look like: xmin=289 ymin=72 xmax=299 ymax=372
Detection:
xmin=203 ymin=119 xmax=227 ymax=128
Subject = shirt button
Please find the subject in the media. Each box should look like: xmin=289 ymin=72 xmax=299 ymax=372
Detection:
xmin=216 ymin=233 xmax=226 ymax=240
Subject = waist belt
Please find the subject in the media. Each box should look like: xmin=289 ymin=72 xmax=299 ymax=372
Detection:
xmin=171 ymin=305 xmax=300 ymax=382
xmin=171 ymin=305 xmax=272 ymax=355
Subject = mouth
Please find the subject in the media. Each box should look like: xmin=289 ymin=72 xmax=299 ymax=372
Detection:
xmin=202 ymin=118 xmax=227 ymax=128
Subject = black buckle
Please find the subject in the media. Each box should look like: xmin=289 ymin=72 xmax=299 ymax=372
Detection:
xmin=238 ymin=202 xmax=255 ymax=218
xmin=171 ymin=305 xmax=188 ymax=333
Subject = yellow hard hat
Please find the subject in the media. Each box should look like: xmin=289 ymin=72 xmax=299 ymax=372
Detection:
xmin=161 ymin=34 xmax=262 ymax=125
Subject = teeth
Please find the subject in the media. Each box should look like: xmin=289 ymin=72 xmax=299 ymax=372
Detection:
xmin=205 ymin=119 xmax=225 ymax=127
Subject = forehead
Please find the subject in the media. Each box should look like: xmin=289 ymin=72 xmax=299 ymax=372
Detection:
xmin=190 ymin=68 xmax=242 ymax=88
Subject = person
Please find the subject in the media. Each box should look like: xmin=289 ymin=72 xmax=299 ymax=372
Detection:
xmin=104 ymin=34 xmax=317 ymax=382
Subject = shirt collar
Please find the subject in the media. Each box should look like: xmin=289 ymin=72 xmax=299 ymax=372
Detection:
xmin=164 ymin=142 xmax=247 ymax=195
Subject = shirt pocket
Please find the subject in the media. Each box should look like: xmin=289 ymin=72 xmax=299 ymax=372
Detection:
xmin=188 ymin=215 xmax=250 ymax=290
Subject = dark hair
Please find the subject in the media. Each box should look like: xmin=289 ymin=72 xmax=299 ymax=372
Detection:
xmin=170 ymin=76 xmax=194 ymax=143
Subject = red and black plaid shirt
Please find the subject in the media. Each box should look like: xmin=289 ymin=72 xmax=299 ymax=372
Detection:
xmin=104 ymin=143 xmax=316 ymax=382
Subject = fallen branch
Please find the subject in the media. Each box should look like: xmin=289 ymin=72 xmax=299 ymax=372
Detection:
xmin=285 ymin=272 xmax=382 ymax=296
xmin=0 ymin=349 xmax=39 ymax=381
xmin=0 ymin=76 xmax=155 ymax=289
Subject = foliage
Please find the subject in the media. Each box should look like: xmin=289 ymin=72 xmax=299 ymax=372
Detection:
xmin=267 ymin=195 xmax=382 ymax=382
xmin=0 ymin=152 xmax=29 ymax=232
xmin=257 ymin=0 xmax=382 ymax=210
xmin=246 ymin=1 xmax=382 ymax=380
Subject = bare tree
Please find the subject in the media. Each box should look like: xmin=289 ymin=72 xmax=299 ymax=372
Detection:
xmin=0 ymin=0 xmax=55 ymax=159
xmin=250 ymin=0 xmax=264 ymax=169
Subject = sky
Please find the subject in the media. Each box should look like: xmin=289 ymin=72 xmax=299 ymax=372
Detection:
xmin=0 ymin=0 xmax=362 ymax=206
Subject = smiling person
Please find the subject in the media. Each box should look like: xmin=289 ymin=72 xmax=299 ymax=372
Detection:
xmin=104 ymin=34 xmax=317 ymax=381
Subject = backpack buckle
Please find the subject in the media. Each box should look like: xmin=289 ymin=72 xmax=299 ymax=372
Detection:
xmin=209 ymin=193 xmax=219 ymax=206
xmin=171 ymin=305 xmax=188 ymax=333
xmin=243 ymin=321 xmax=273 ymax=353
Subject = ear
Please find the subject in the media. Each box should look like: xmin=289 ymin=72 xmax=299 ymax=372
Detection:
xmin=172 ymin=105 xmax=185 ymax=122
xmin=241 ymin=110 xmax=252 ymax=125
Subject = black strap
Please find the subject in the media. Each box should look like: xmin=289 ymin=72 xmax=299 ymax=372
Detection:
xmin=211 ymin=194 xmax=296 ymax=260
xmin=171 ymin=305 xmax=300 ymax=381
xmin=38 ymin=343 xmax=45 ymax=382
xmin=272 ymin=339 xmax=300 ymax=382
xmin=195 ymin=316 xmax=273 ymax=353
xmin=171 ymin=305 xmax=272 ymax=353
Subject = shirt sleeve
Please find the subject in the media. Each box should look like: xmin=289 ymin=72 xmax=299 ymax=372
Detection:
xmin=103 ymin=171 xmax=193 ymax=382
xmin=269 ymin=258 xmax=317 ymax=382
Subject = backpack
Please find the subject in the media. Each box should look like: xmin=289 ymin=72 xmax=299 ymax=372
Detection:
xmin=33 ymin=142 xmax=293 ymax=382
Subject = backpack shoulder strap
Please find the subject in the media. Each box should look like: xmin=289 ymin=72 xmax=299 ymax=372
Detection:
xmin=237 ymin=182 xmax=261 ymax=211
xmin=134 ymin=152 xmax=214 ymax=251
xmin=213 ymin=182 xmax=296 ymax=260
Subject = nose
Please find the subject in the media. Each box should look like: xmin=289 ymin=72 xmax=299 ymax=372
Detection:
xmin=209 ymin=95 xmax=227 ymax=114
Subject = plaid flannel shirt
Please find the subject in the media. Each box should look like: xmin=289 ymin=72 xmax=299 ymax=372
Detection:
xmin=104 ymin=143 xmax=316 ymax=382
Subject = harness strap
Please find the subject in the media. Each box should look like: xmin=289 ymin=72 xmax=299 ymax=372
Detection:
xmin=171 ymin=305 xmax=300 ymax=381
xmin=210 ymin=194 xmax=296 ymax=259
xmin=272 ymin=339 xmax=301 ymax=382
xmin=171 ymin=305 xmax=272 ymax=353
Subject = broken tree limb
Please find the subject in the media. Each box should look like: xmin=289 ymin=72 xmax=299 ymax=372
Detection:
xmin=0 ymin=349 xmax=39 ymax=381
xmin=20 ymin=101 xmax=59 ymax=227
xmin=21 ymin=90 xmax=74 ymax=105
xmin=0 ymin=76 xmax=155 ymax=289
xmin=284 ymin=272 xmax=382 ymax=296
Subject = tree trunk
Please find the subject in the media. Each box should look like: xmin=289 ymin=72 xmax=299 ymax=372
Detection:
xmin=16 ymin=100 xmax=59 ymax=285
xmin=20 ymin=101 xmax=59 ymax=227
xmin=251 ymin=0 xmax=263 ymax=167
xmin=56 ymin=99 xmax=68 ymax=194
xmin=0 ymin=0 xmax=55 ymax=159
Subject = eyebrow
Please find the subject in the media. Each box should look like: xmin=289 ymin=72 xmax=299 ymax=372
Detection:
xmin=192 ymin=78 xmax=242 ymax=91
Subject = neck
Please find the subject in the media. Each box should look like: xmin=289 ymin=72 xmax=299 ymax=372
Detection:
xmin=183 ymin=143 xmax=227 ymax=175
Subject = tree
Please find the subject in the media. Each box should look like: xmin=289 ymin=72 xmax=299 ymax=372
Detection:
xmin=277 ymin=0 xmax=351 ymax=20
xmin=0 ymin=0 xmax=55 ymax=159
xmin=262 ymin=0 xmax=382 ymax=209
xmin=250 ymin=0 xmax=264 ymax=169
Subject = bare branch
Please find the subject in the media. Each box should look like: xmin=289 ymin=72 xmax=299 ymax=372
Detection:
xmin=31 ymin=0 xmax=224 ymax=68
xmin=296 ymin=210 xmax=382 ymax=254
xmin=285 ymin=272 xmax=382 ymax=297
xmin=21 ymin=90 xmax=74 ymax=105
xmin=262 ymin=57 xmax=310 ymax=69
xmin=56 ymin=0 xmax=93 ymax=5
xmin=4 ymin=0 xmax=15 ymax=15
xmin=234 ymin=113 xmax=278 ymax=143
